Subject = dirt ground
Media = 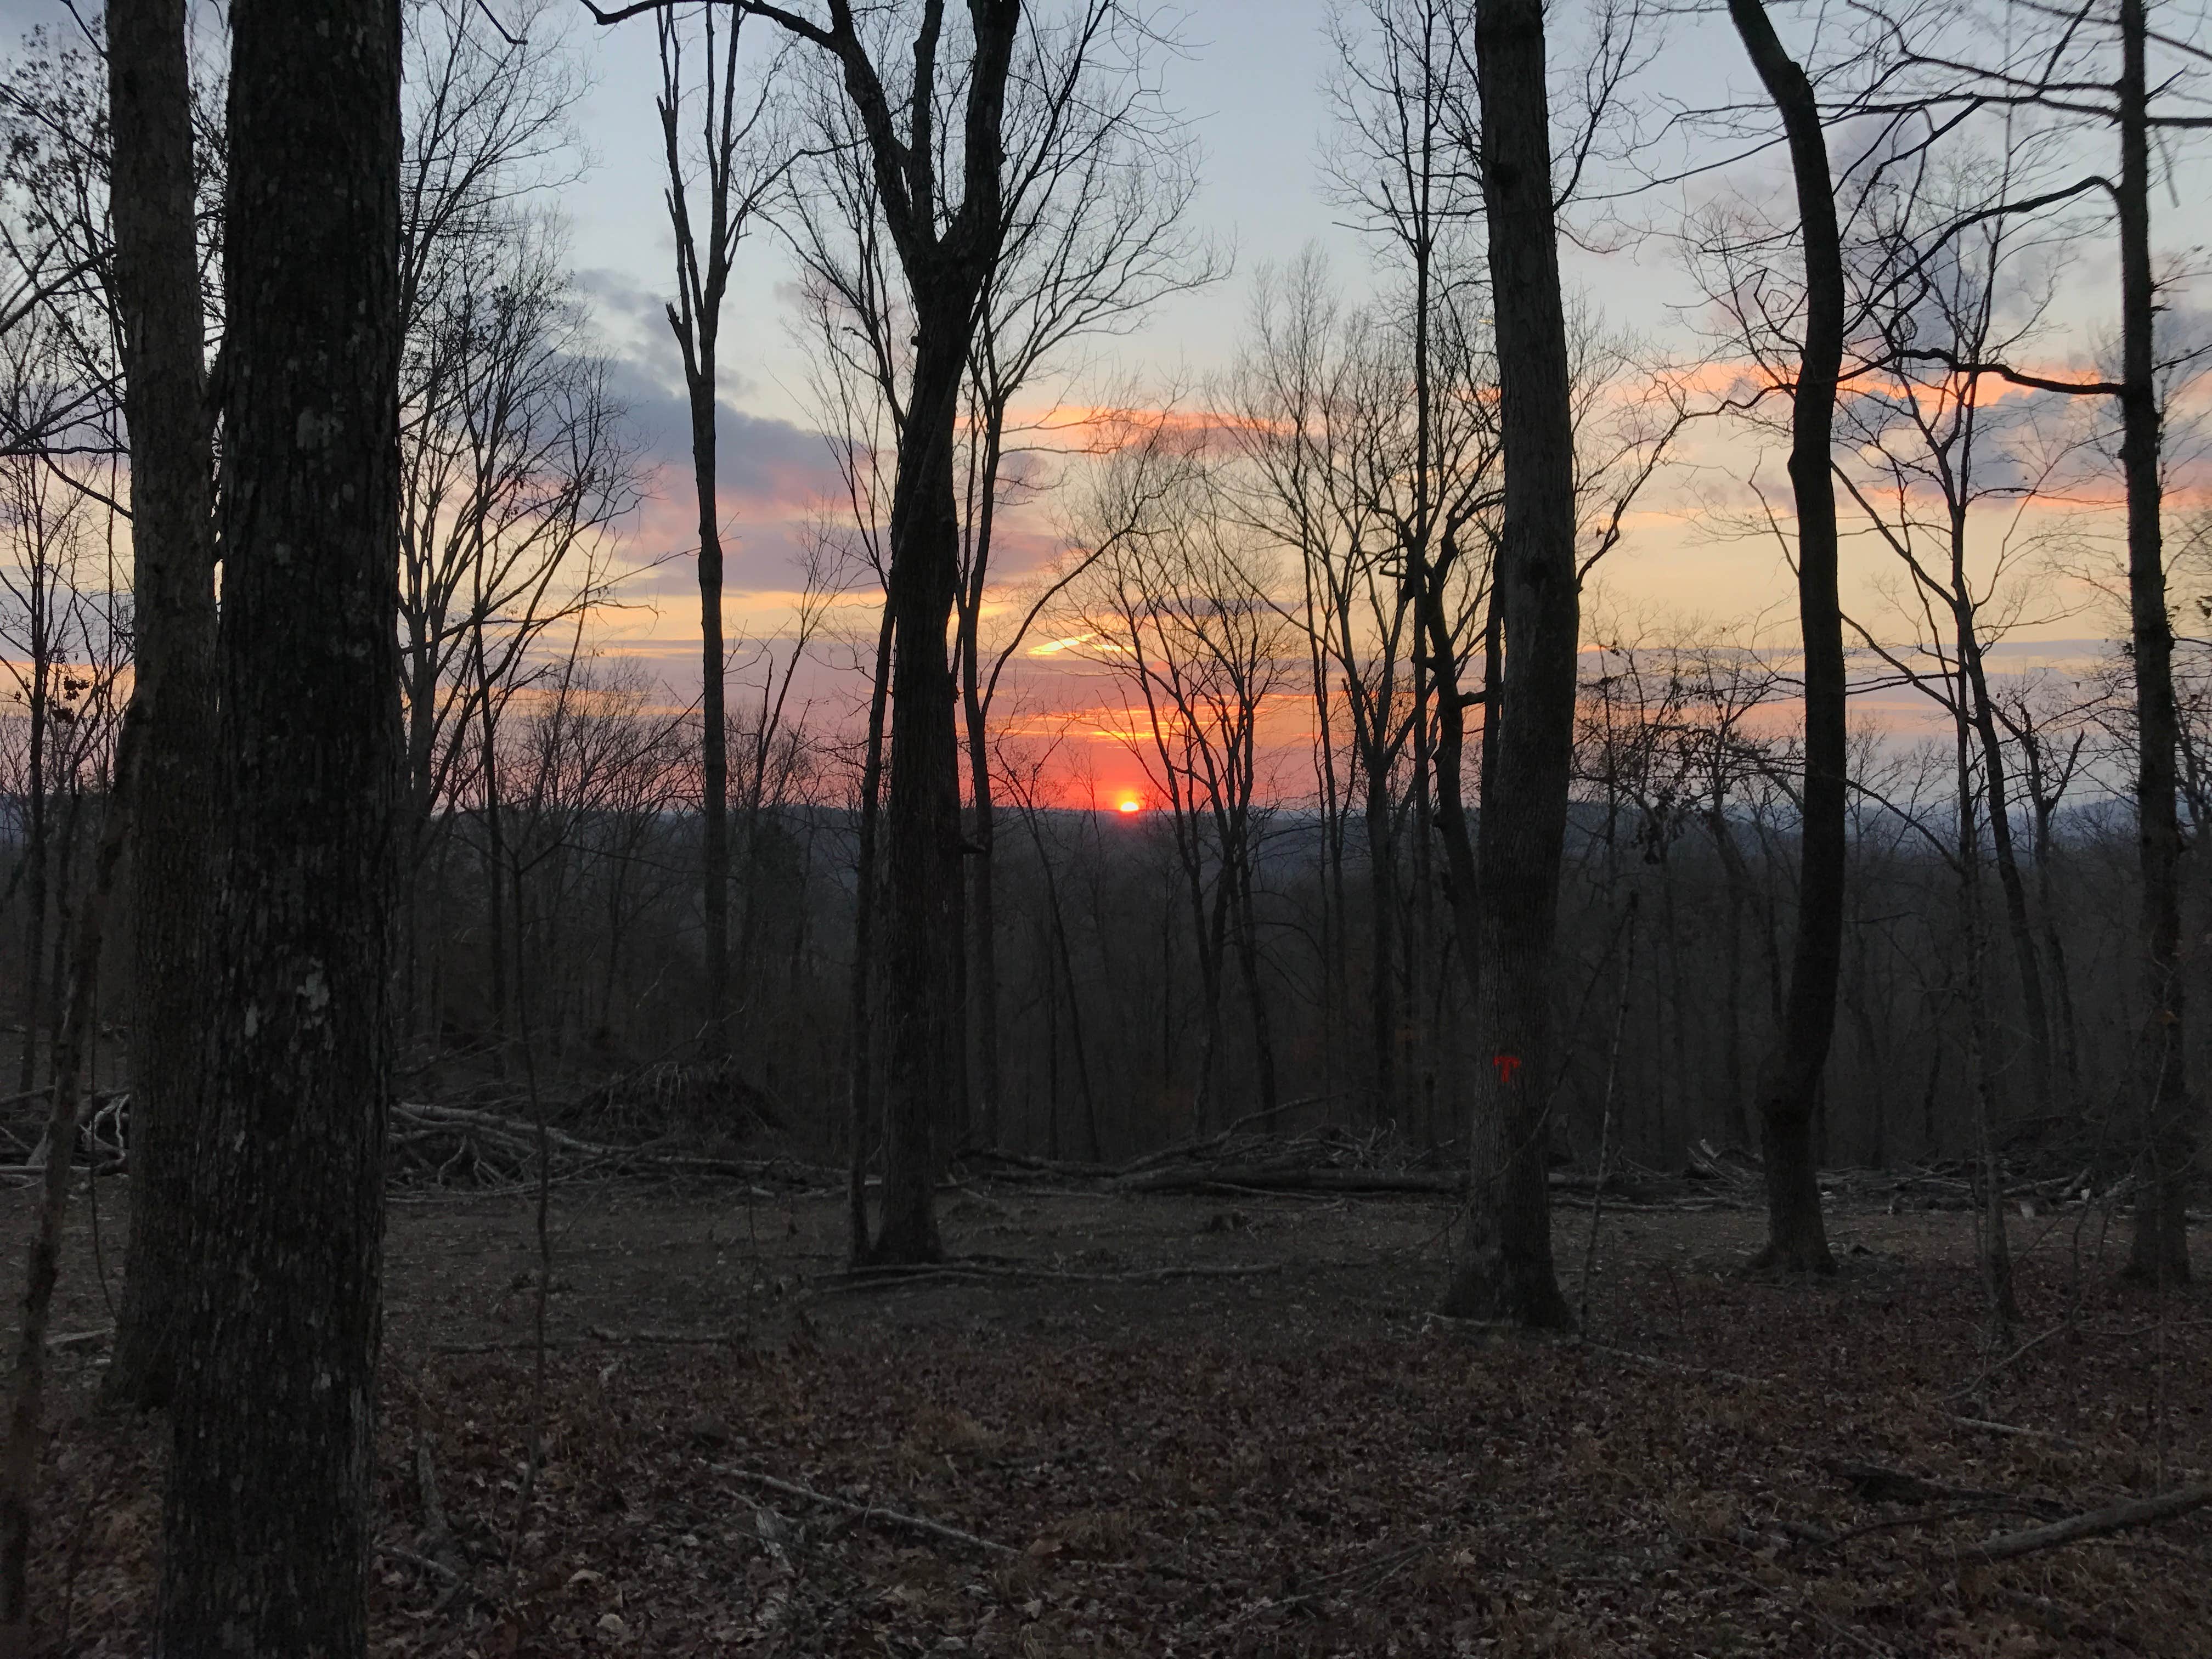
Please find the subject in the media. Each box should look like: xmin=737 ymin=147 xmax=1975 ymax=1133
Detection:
xmin=16 ymin=1175 xmax=2212 ymax=1656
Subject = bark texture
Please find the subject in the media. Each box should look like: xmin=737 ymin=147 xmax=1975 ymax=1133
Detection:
xmin=2117 ymin=0 xmax=2193 ymax=1286
xmin=155 ymin=2 xmax=402 ymax=1652
xmin=872 ymin=315 xmax=967 ymax=1263
xmin=1728 ymin=0 xmax=1842 ymax=1276
xmin=101 ymin=0 xmax=219 ymax=1413
xmin=1438 ymin=0 xmax=1577 ymax=1329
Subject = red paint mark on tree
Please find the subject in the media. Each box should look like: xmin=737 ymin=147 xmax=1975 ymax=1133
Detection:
xmin=1491 ymin=1053 xmax=1522 ymax=1086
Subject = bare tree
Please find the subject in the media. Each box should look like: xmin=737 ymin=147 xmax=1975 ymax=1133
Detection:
xmin=1841 ymin=0 xmax=2212 ymax=1283
xmin=652 ymin=2 xmax=782 ymax=1061
xmin=397 ymin=218 xmax=636 ymax=1052
xmin=1427 ymin=0 xmax=1584 ymax=1327
xmin=1708 ymin=0 xmax=1848 ymax=1276
xmin=781 ymin=1 xmax=1211 ymax=1156
xmin=588 ymin=0 xmax=1171 ymax=1263
xmin=1067 ymin=439 xmax=1293 ymax=1131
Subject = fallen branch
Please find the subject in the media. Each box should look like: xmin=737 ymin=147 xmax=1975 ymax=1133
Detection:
xmin=1118 ymin=1165 xmax=1461 ymax=1197
xmin=1953 ymin=1483 xmax=2212 ymax=1564
xmin=585 ymin=1327 xmax=743 ymax=1347
xmin=710 ymin=1466 xmax=1014 ymax=1557
xmin=1949 ymin=1415 xmax=2080 ymax=1449
xmin=821 ymin=1260 xmax=1283 ymax=1293
xmin=386 ymin=1100 xmax=840 ymax=1191
xmin=1819 ymin=1459 xmax=2061 ymax=1516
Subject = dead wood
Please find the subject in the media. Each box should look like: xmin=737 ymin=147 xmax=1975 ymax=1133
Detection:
xmin=709 ymin=1466 xmax=1014 ymax=1557
xmin=1950 ymin=1415 xmax=2080 ymax=1449
xmin=413 ymin=1436 xmax=468 ymax=1613
xmin=820 ymin=1259 xmax=1284 ymax=1294
xmin=1819 ymin=1458 xmax=2064 ymax=1516
xmin=1118 ymin=1165 xmax=1460 ymax=1196
xmin=385 ymin=1100 xmax=839 ymax=1191
xmin=377 ymin=1544 xmax=462 ymax=1584
xmin=1575 ymin=1341 xmax=1775 ymax=1390
xmin=1952 ymin=1482 xmax=2212 ymax=1564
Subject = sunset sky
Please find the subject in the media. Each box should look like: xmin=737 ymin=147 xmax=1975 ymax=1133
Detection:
xmin=531 ymin=0 xmax=2177 ymax=753
xmin=9 ymin=0 xmax=2198 ymax=802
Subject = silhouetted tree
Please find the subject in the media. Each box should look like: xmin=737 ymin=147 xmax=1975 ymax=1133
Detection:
xmin=157 ymin=1 xmax=402 ymax=1650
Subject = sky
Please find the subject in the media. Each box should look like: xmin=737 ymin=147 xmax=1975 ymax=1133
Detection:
xmin=9 ymin=0 xmax=2203 ymax=802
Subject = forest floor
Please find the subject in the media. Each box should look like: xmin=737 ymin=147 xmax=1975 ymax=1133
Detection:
xmin=16 ymin=1174 xmax=2212 ymax=1656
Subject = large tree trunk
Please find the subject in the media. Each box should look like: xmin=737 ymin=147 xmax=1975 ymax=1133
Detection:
xmin=1728 ymin=0 xmax=1842 ymax=1276
xmin=1438 ymin=0 xmax=1577 ymax=1329
xmin=870 ymin=323 xmax=967 ymax=1265
xmin=100 ymin=0 xmax=219 ymax=1414
xmin=2117 ymin=0 xmax=2192 ymax=1286
xmin=156 ymin=3 xmax=400 ymax=1652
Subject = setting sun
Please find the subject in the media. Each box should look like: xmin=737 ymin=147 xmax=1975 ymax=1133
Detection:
xmin=1116 ymin=795 xmax=1143 ymax=815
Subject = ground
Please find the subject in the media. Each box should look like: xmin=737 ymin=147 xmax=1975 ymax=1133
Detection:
xmin=18 ymin=1176 xmax=2212 ymax=1656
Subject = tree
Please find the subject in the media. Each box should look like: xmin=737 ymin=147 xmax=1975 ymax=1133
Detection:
xmin=1431 ymin=0 xmax=1582 ymax=1327
xmin=1718 ymin=0 xmax=1845 ymax=1276
xmin=156 ymin=1 xmax=401 ymax=1651
xmin=652 ymin=3 xmax=781 ymax=1062
xmin=100 ymin=0 xmax=221 ymax=1413
xmin=1067 ymin=438 xmax=1293 ymax=1132
xmin=1842 ymin=0 xmax=2210 ymax=1283
xmin=779 ymin=0 xmax=1207 ymax=1169
xmin=589 ymin=0 xmax=1160 ymax=1263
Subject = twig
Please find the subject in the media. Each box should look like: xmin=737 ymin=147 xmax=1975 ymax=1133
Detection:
xmin=378 ymin=1543 xmax=462 ymax=1584
xmin=1576 ymin=1340 xmax=1774 ymax=1389
xmin=1950 ymin=1415 xmax=2080 ymax=1448
xmin=709 ymin=1466 xmax=1015 ymax=1557
xmin=1951 ymin=1483 xmax=2212 ymax=1565
xmin=584 ymin=1326 xmax=742 ymax=1346
xmin=1950 ymin=1318 xmax=2073 ymax=1401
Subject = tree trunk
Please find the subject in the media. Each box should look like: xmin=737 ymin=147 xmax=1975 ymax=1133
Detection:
xmin=1365 ymin=776 xmax=1399 ymax=1123
xmin=1438 ymin=0 xmax=1577 ymax=1329
xmin=17 ymin=679 xmax=44 ymax=1103
xmin=156 ymin=4 xmax=400 ymax=1653
xmin=100 ymin=0 xmax=218 ymax=1423
xmin=1957 ymin=690 xmax=2018 ymax=1327
xmin=1728 ymin=0 xmax=1842 ymax=1276
xmin=870 ymin=323 xmax=968 ymax=1265
xmin=688 ymin=360 xmax=732 ymax=1059
xmin=962 ymin=633 xmax=1001 ymax=1148
xmin=958 ymin=417 xmax=1004 ymax=1149
xmin=2117 ymin=0 xmax=2192 ymax=1286
xmin=847 ymin=604 xmax=893 ymax=1266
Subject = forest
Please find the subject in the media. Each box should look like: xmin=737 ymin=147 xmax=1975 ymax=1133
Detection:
xmin=0 ymin=0 xmax=2206 ymax=1652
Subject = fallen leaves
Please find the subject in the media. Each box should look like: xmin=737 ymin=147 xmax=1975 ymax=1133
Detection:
xmin=21 ymin=1194 xmax=2212 ymax=1656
